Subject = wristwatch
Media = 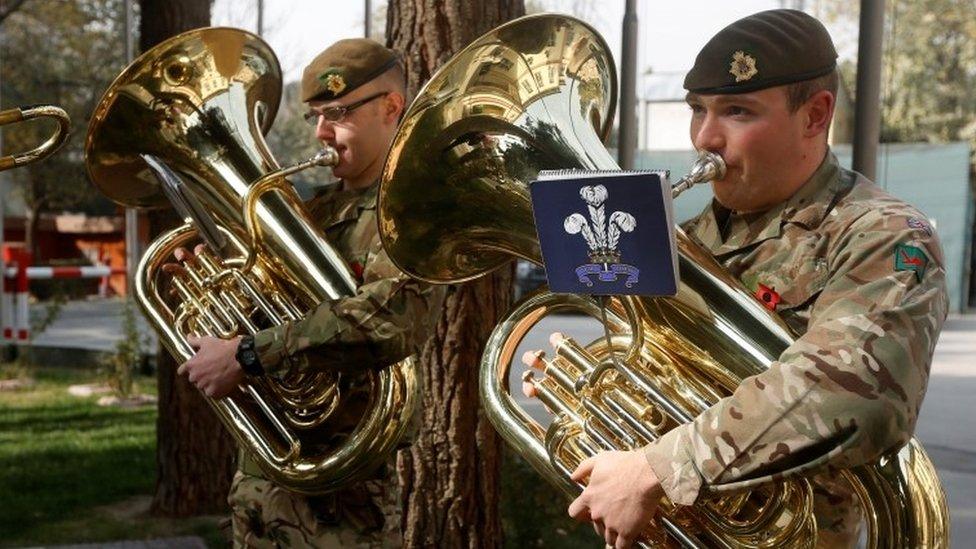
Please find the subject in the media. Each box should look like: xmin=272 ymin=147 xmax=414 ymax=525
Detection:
xmin=235 ymin=335 xmax=264 ymax=376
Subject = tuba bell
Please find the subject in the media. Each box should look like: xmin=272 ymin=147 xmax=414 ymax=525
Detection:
xmin=378 ymin=13 xmax=949 ymax=547
xmin=85 ymin=27 xmax=419 ymax=494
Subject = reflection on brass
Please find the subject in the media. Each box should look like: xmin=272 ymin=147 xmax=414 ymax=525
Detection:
xmin=85 ymin=27 xmax=418 ymax=495
xmin=378 ymin=13 xmax=949 ymax=547
xmin=0 ymin=105 xmax=70 ymax=171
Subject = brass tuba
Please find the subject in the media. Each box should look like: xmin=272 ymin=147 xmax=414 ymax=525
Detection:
xmin=85 ymin=28 xmax=419 ymax=494
xmin=378 ymin=14 xmax=949 ymax=547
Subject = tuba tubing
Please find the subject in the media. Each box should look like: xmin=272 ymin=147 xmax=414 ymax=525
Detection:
xmin=378 ymin=13 xmax=950 ymax=547
xmin=86 ymin=27 xmax=420 ymax=494
xmin=0 ymin=105 xmax=70 ymax=171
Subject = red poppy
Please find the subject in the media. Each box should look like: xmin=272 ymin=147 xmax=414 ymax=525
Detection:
xmin=755 ymin=283 xmax=781 ymax=311
xmin=350 ymin=261 xmax=365 ymax=282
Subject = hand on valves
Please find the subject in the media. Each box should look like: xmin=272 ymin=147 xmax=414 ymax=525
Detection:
xmin=165 ymin=244 xmax=246 ymax=399
xmin=521 ymin=332 xmax=664 ymax=549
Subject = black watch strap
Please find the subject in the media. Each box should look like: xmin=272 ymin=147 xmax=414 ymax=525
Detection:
xmin=236 ymin=335 xmax=264 ymax=376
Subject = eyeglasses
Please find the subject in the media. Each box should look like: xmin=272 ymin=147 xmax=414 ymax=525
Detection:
xmin=303 ymin=92 xmax=389 ymax=126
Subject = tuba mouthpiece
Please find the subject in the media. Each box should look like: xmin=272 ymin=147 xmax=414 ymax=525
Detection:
xmin=671 ymin=150 xmax=727 ymax=199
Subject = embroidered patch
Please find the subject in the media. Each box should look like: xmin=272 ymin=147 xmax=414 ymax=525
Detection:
xmin=907 ymin=217 xmax=932 ymax=236
xmin=729 ymin=51 xmax=758 ymax=82
xmin=894 ymin=244 xmax=928 ymax=281
xmin=755 ymin=283 xmax=781 ymax=311
xmin=318 ymin=71 xmax=346 ymax=95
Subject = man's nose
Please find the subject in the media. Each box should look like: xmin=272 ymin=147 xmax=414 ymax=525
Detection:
xmin=691 ymin=114 xmax=724 ymax=152
xmin=315 ymin=116 xmax=336 ymax=141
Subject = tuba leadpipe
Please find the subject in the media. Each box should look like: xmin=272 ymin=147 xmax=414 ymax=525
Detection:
xmin=85 ymin=27 xmax=419 ymax=494
xmin=378 ymin=13 xmax=949 ymax=547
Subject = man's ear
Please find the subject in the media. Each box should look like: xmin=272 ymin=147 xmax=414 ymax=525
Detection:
xmin=803 ymin=90 xmax=835 ymax=139
xmin=384 ymin=91 xmax=406 ymax=123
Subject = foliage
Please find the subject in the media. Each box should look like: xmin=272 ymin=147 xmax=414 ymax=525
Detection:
xmin=0 ymin=366 xmax=225 ymax=547
xmin=824 ymin=0 xmax=976 ymax=165
xmin=29 ymin=289 xmax=66 ymax=337
xmin=1 ymin=0 xmax=130 ymax=255
xmin=100 ymin=296 xmax=148 ymax=398
xmin=265 ymin=81 xmax=336 ymax=199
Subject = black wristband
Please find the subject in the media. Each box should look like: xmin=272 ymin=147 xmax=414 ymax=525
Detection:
xmin=235 ymin=335 xmax=264 ymax=376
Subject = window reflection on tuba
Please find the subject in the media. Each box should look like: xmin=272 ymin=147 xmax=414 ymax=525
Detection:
xmin=377 ymin=13 xmax=949 ymax=548
xmin=84 ymin=28 xmax=419 ymax=495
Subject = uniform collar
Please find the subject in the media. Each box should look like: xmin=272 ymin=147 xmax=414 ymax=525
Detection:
xmin=688 ymin=151 xmax=846 ymax=256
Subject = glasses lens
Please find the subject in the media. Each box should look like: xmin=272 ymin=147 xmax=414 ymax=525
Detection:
xmin=304 ymin=107 xmax=346 ymax=126
xmin=319 ymin=107 xmax=345 ymax=122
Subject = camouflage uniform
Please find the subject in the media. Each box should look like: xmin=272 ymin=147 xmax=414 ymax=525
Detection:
xmin=642 ymin=152 xmax=947 ymax=542
xmin=230 ymin=181 xmax=445 ymax=548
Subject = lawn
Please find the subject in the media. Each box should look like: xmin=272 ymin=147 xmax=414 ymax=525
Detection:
xmin=0 ymin=365 xmax=593 ymax=547
xmin=0 ymin=366 xmax=224 ymax=547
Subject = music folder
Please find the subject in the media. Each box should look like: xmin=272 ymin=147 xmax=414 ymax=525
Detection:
xmin=529 ymin=169 xmax=678 ymax=296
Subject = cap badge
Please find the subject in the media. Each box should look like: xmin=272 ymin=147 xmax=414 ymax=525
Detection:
xmin=319 ymin=71 xmax=347 ymax=95
xmin=729 ymin=51 xmax=758 ymax=82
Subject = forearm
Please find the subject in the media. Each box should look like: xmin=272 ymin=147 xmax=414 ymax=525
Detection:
xmin=254 ymin=278 xmax=444 ymax=375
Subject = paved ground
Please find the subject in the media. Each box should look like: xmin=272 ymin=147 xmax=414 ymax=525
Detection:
xmin=27 ymin=298 xmax=157 ymax=353
xmin=19 ymin=299 xmax=976 ymax=542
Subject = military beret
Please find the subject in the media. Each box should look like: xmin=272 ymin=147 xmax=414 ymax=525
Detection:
xmin=684 ymin=9 xmax=837 ymax=95
xmin=300 ymin=38 xmax=400 ymax=102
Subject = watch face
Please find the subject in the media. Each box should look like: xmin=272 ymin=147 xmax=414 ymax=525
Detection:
xmin=243 ymin=350 xmax=257 ymax=364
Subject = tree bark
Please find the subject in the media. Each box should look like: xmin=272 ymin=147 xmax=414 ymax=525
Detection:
xmin=387 ymin=2 xmax=524 ymax=546
xmin=137 ymin=0 xmax=236 ymax=518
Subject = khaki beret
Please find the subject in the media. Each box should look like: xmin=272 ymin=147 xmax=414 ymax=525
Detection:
xmin=300 ymin=38 xmax=400 ymax=102
xmin=684 ymin=9 xmax=837 ymax=95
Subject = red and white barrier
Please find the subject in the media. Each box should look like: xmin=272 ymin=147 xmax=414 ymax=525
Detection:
xmin=1 ymin=254 xmax=125 ymax=343
xmin=4 ymin=265 xmax=120 ymax=279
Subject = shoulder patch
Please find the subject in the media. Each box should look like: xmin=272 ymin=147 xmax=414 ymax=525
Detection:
xmin=906 ymin=216 xmax=933 ymax=236
xmin=894 ymin=243 xmax=928 ymax=282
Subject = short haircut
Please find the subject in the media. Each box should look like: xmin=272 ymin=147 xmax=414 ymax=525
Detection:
xmin=785 ymin=69 xmax=839 ymax=112
xmin=375 ymin=58 xmax=407 ymax=95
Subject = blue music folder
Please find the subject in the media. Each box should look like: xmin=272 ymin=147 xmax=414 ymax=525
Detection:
xmin=529 ymin=170 xmax=678 ymax=296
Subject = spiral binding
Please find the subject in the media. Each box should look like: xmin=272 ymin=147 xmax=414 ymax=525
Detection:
xmin=536 ymin=168 xmax=670 ymax=181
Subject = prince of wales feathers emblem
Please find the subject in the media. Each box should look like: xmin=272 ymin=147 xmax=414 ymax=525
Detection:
xmin=563 ymin=185 xmax=639 ymax=287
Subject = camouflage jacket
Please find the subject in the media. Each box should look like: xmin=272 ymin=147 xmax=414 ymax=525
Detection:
xmin=642 ymin=152 xmax=948 ymax=506
xmin=253 ymin=181 xmax=445 ymax=376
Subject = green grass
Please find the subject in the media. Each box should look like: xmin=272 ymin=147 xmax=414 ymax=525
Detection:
xmin=0 ymin=366 xmax=224 ymax=547
xmin=0 ymin=365 xmax=595 ymax=547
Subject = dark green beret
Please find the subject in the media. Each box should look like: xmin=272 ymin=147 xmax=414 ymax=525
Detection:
xmin=684 ymin=9 xmax=837 ymax=95
xmin=300 ymin=38 xmax=400 ymax=102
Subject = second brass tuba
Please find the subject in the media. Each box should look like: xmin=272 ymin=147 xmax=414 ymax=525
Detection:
xmin=378 ymin=13 xmax=949 ymax=547
xmin=85 ymin=28 xmax=419 ymax=494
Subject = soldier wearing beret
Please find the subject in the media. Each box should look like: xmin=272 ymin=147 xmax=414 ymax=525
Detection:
xmin=554 ymin=9 xmax=947 ymax=548
xmin=177 ymin=38 xmax=446 ymax=548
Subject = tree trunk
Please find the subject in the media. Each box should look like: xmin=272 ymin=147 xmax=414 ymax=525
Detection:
xmin=387 ymin=2 xmax=524 ymax=546
xmin=137 ymin=0 xmax=236 ymax=518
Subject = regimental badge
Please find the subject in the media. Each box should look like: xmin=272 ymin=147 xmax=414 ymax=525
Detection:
xmin=318 ymin=71 xmax=346 ymax=95
xmin=729 ymin=51 xmax=758 ymax=82
xmin=894 ymin=243 xmax=929 ymax=282
xmin=564 ymin=185 xmax=640 ymax=287
xmin=755 ymin=283 xmax=781 ymax=311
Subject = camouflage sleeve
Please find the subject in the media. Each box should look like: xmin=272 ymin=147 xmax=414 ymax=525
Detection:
xmin=251 ymin=242 xmax=446 ymax=376
xmin=642 ymin=209 xmax=948 ymax=506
